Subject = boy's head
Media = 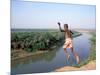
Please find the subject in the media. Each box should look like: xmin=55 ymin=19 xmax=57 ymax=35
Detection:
xmin=64 ymin=24 xmax=68 ymax=30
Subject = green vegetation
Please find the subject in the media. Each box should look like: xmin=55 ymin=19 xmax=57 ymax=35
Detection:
xmin=11 ymin=32 xmax=64 ymax=52
xmin=11 ymin=30 xmax=81 ymax=52
xmin=89 ymin=32 xmax=96 ymax=61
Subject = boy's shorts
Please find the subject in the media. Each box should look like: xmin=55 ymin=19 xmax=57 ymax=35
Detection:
xmin=63 ymin=38 xmax=73 ymax=49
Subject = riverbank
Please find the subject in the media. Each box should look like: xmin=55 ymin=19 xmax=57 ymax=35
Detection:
xmin=11 ymin=50 xmax=49 ymax=60
xmin=11 ymin=44 xmax=59 ymax=60
xmin=55 ymin=60 xmax=96 ymax=72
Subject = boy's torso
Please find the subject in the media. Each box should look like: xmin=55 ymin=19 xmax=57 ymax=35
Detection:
xmin=64 ymin=30 xmax=72 ymax=39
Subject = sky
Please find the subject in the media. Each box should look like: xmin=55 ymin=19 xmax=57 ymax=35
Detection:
xmin=11 ymin=0 xmax=96 ymax=29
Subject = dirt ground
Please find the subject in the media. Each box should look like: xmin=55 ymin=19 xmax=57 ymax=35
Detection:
xmin=55 ymin=60 xmax=96 ymax=72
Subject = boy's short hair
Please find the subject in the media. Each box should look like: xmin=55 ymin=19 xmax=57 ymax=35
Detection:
xmin=64 ymin=24 xmax=68 ymax=28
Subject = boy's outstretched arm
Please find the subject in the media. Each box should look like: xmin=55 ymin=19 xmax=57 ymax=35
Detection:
xmin=70 ymin=30 xmax=74 ymax=34
xmin=57 ymin=22 xmax=65 ymax=32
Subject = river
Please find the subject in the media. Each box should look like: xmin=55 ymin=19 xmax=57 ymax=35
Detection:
xmin=11 ymin=32 xmax=91 ymax=75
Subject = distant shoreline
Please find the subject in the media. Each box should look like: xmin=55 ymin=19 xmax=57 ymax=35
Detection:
xmin=11 ymin=28 xmax=95 ymax=33
xmin=11 ymin=28 xmax=95 ymax=30
xmin=73 ymin=28 xmax=95 ymax=32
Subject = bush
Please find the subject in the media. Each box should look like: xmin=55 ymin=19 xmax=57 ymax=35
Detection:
xmin=11 ymin=30 xmax=81 ymax=52
xmin=11 ymin=32 xmax=64 ymax=52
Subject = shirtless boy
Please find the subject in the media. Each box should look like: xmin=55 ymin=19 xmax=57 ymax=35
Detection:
xmin=58 ymin=22 xmax=80 ymax=64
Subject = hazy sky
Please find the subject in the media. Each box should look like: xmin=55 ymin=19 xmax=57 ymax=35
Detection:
xmin=11 ymin=0 xmax=96 ymax=29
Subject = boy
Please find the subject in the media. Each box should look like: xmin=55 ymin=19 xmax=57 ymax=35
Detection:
xmin=58 ymin=22 xmax=80 ymax=64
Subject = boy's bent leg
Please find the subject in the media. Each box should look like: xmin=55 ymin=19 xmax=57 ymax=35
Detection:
xmin=71 ymin=47 xmax=80 ymax=64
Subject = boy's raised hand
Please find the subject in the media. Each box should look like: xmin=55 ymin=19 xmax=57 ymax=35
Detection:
xmin=57 ymin=22 xmax=60 ymax=26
